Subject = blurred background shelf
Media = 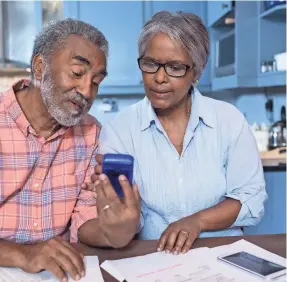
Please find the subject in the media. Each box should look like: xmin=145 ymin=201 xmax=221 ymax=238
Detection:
xmin=258 ymin=71 xmax=286 ymax=87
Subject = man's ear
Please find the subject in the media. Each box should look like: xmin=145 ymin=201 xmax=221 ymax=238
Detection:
xmin=32 ymin=54 xmax=45 ymax=81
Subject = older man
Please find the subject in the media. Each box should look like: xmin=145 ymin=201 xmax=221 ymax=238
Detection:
xmin=0 ymin=19 xmax=140 ymax=282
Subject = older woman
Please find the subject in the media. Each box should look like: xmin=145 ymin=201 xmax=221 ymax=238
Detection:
xmin=91 ymin=11 xmax=267 ymax=254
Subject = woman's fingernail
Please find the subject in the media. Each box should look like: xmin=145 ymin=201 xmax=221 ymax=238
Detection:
xmin=81 ymin=271 xmax=85 ymax=277
xmin=75 ymin=274 xmax=80 ymax=281
xmin=62 ymin=278 xmax=68 ymax=282
xmin=157 ymin=247 xmax=161 ymax=252
xmin=95 ymin=180 xmax=100 ymax=186
xmin=165 ymin=249 xmax=170 ymax=254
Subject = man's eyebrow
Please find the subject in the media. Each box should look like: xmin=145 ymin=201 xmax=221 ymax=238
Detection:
xmin=72 ymin=55 xmax=91 ymax=66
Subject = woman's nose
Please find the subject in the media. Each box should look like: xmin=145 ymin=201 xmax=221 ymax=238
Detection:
xmin=154 ymin=66 xmax=168 ymax=84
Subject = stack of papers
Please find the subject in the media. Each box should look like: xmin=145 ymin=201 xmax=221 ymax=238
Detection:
xmin=101 ymin=240 xmax=287 ymax=282
xmin=0 ymin=240 xmax=285 ymax=282
xmin=0 ymin=256 xmax=104 ymax=282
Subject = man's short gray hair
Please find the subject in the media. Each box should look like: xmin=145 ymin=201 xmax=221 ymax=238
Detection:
xmin=31 ymin=18 xmax=108 ymax=78
xmin=138 ymin=11 xmax=209 ymax=80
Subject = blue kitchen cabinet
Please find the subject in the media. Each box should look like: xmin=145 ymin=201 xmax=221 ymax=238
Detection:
xmin=64 ymin=1 xmax=144 ymax=95
xmin=209 ymin=1 xmax=286 ymax=91
xmin=257 ymin=2 xmax=286 ymax=87
xmin=207 ymin=1 xmax=232 ymax=27
xmin=150 ymin=1 xmax=205 ymax=18
xmin=78 ymin=1 xmax=143 ymax=91
xmin=244 ymin=170 xmax=286 ymax=235
xmin=63 ymin=1 xmax=211 ymax=94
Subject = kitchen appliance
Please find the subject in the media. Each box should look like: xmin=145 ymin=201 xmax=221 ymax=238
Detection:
xmin=268 ymin=106 xmax=287 ymax=150
xmin=214 ymin=30 xmax=235 ymax=77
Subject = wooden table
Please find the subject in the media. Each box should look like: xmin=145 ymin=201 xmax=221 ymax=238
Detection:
xmin=74 ymin=234 xmax=286 ymax=282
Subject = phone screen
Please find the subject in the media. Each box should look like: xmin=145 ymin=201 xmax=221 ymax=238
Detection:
xmin=221 ymin=252 xmax=286 ymax=276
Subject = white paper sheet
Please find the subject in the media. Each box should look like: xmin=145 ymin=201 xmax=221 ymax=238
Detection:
xmin=101 ymin=240 xmax=287 ymax=282
xmin=101 ymin=247 xmax=242 ymax=282
xmin=0 ymin=256 xmax=104 ymax=282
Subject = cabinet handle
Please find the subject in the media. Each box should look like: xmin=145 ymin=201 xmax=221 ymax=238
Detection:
xmin=222 ymin=3 xmax=228 ymax=9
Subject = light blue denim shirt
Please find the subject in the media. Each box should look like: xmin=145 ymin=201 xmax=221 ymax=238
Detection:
xmin=99 ymin=88 xmax=267 ymax=240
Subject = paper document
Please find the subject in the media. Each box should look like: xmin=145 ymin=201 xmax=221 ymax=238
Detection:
xmin=0 ymin=256 xmax=104 ymax=282
xmin=101 ymin=240 xmax=287 ymax=282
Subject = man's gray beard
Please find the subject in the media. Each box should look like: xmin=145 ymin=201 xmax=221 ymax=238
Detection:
xmin=40 ymin=68 xmax=88 ymax=127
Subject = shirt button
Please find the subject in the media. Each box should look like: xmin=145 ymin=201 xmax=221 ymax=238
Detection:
xmin=33 ymin=222 xmax=38 ymax=227
xmin=34 ymin=183 xmax=39 ymax=189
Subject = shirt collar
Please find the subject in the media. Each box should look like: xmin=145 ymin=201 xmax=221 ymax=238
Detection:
xmin=140 ymin=87 xmax=215 ymax=131
xmin=6 ymin=79 xmax=31 ymax=137
xmin=189 ymin=87 xmax=215 ymax=131
xmin=140 ymin=97 xmax=153 ymax=131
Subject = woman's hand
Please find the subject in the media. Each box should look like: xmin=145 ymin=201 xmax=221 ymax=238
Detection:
xmin=157 ymin=214 xmax=202 ymax=255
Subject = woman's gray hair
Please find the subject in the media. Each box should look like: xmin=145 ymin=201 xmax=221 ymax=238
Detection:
xmin=30 ymin=18 xmax=108 ymax=78
xmin=138 ymin=11 xmax=209 ymax=80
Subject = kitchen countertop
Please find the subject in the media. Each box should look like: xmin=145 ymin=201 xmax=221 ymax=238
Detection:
xmin=260 ymin=147 xmax=286 ymax=168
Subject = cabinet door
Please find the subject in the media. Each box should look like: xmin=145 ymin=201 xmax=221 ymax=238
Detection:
xmin=244 ymin=170 xmax=286 ymax=235
xmin=207 ymin=1 xmax=231 ymax=27
xmin=76 ymin=1 xmax=143 ymax=87
xmin=150 ymin=1 xmax=205 ymax=23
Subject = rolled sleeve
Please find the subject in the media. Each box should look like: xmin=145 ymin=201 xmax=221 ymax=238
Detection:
xmin=70 ymin=149 xmax=98 ymax=243
xmin=224 ymin=119 xmax=267 ymax=227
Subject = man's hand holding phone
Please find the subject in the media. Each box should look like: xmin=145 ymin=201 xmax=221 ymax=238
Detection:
xmin=81 ymin=154 xmax=141 ymax=248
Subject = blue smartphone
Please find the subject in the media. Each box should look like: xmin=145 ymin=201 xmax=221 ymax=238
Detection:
xmin=102 ymin=153 xmax=134 ymax=198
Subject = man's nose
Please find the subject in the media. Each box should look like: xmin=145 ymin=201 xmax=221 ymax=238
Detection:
xmin=78 ymin=78 xmax=97 ymax=100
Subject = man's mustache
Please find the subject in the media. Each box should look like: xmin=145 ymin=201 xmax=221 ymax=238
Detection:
xmin=70 ymin=91 xmax=90 ymax=108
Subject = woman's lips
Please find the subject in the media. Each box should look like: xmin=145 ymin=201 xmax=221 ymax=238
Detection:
xmin=150 ymin=89 xmax=172 ymax=96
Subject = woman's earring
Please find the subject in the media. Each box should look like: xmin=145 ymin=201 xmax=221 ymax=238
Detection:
xmin=193 ymin=80 xmax=199 ymax=87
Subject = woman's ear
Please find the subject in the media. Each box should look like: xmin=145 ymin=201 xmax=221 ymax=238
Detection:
xmin=32 ymin=54 xmax=45 ymax=81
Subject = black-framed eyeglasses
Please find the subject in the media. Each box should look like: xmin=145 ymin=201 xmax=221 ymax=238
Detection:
xmin=137 ymin=57 xmax=193 ymax=77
